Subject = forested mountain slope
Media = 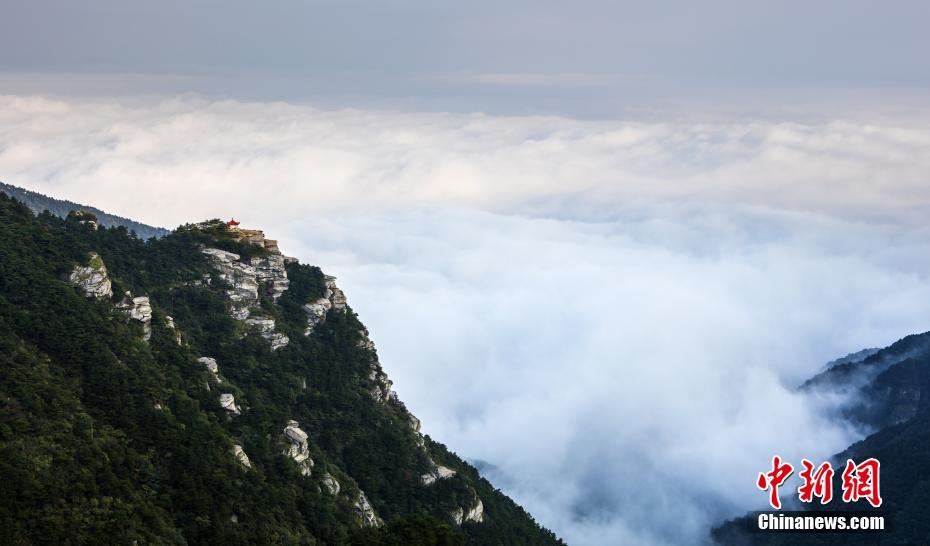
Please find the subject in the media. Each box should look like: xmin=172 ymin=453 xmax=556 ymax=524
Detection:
xmin=0 ymin=181 xmax=169 ymax=239
xmin=713 ymin=331 xmax=930 ymax=545
xmin=0 ymin=193 xmax=561 ymax=545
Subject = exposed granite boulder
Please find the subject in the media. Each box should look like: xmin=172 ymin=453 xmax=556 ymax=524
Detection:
xmin=408 ymin=413 xmax=421 ymax=433
xmin=201 ymin=247 xmax=259 ymax=320
xmin=201 ymin=223 xmax=291 ymax=304
xmin=421 ymin=465 xmax=457 ymax=485
xmin=465 ymin=499 xmax=484 ymax=523
xmin=202 ymin=245 xmax=289 ymax=349
xmin=321 ymin=472 xmax=341 ymax=496
xmin=116 ymin=291 xmax=153 ymax=341
xmin=69 ymin=252 xmax=112 ymax=299
xmin=219 ymin=393 xmax=241 ymax=415
xmin=69 ymin=210 xmax=99 ymax=230
xmin=231 ymin=444 xmax=252 ymax=470
xmin=302 ymin=298 xmax=332 ymax=335
xmin=451 ymin=497 xmax=484 ymax=525
xmin=303 ymin=275 xmax=351 ymax=335
xmin=197 ymin=357 xmax=221 ymax=382
xmin=353 ymin=491 xmax=382 ymax=527
xmin=165 ymin=315 xmax=182 ymax=345
xmin=283 ymin=420 xmax=314 ymax=476
xmin=324 ymin=275 xmax=347 ymax=310
xmin=368 ymin=364 xmax=393 ymax=403
xmin=357 ymin=333 xmax=376 ymax=351
xmin=250 ymin=253 xmax=289 ymax=301
xmin=245 ymin=316 xmax=289 ymax=350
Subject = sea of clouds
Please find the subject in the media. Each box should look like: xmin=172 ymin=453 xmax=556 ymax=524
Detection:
xmin=2 ymin=95 xmax=930 ymax=544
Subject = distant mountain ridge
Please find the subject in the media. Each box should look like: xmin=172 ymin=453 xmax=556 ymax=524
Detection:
xmin=0 ymin=181 xmax=169 ymax=239
xmin=714 ymin=329 xmax=930 ymax=544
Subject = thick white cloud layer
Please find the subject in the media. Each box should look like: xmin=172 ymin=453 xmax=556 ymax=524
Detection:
xmin=2 ymin=95 xmax=930 ymax=544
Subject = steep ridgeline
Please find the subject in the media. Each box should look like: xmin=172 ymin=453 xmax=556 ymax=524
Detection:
xmin=0 ymin=195 xmax=562 ymax=545
xmin=0 ymin=181 xmax=170 ymax=239
xmin=713 ymin=332 xmax=930 ymax=545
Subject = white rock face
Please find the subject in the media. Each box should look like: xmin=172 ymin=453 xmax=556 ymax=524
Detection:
xmin=202 ymin=247 xmax=259 ymax=320
xmin=250 ymin=253 xmax=290 ymax=301
xmin=219 ymin=393 xmax=241 ymax=415
xmin=321 ymin=472 xmax=341 ymax=496
xmin=116 ymin=291 xmax=153 ymax=341
xmin=451 ymin=498 xmax=484 ymax=525
xmin=324 ymin=275 xmax=347 ymax=310
xmin=69 ymin=252 xmax=112 ymax=299
xmin=283 ymin=420 xmax=314 ymax=476
xmin=353 ymin=491 xmax=382 ymax=527
xmin=231 ymin=444 xmax=252 ymax=470
xmin=368 ymin=364 xmax=393 ymax=403
xmin=245 ymin=317 xmax=289 ymax=350
xmin=165 ymin=315 xmax=182 ymax=345
xmin=421 ymin=465 xmax=457 ymax=485
xmin=303 ymin=276 xmax=349 ymax=335
xmin=198 ymin=357 xmax=221 ymax=382
xmin=302 ymin=298 xmax=332 ymax=335
xmin=203 ymin=246 xmax=292 ymax=351
xmin=358 ymin=335 xmax=376 ymax=351
xmin=465 ymin=499 xmax=484 ymax=523
xmin=451 ymin=507 xmax=464 ymax=526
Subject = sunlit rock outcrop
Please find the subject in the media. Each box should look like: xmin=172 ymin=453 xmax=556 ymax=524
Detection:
xmin=231 ymin=444 xmax=252 ymax=470
xmin=198 ymin=357 xmax=221 ymax=382
xmin=199 ymin=223 xmax=296 ymax=351
xmin=283 ymin=420 xmax=314 ymax=476
xmin=324 ymin=276 xmax=347 ymax=310
xmin=245 ymin=317 xmax=289 ymax=350
xmin=353 ymin=491 xmax=382 ymax=527
xmin=408 ymin=413 xmax=421 ymax=433
xmin=250 ymin=253 xmax=289 ymax=301
xmin=302 ymin=276 xmax=348 ymax=335
xmin=219 ymin=393 xmax=241 ymax=416
xmin=201 ymin=248 xmax=259 ymax=320
xmin=451 ymin=496 xmax=484 ymax=525
xmin=69 ymin=210 xmax=99 ymax=230
xmin=303 ymin=297 xmax=332 ymax=335
xmin=321 ymin=472 xmax=340 ymax=496
xmin=165 ymin=315 xmax=182 ymax=345
xmin=421 ymin=464 xmax=457 ymax=485
xmin=69 ymin=252 xmax=112 ymax=299
xmin=116 ymin=291 xmax=153 ymax=341
xmin=465 ymin=499 xmax=484 ymax=523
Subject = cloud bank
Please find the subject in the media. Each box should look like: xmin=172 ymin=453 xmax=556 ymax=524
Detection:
xmin=2 ymin=95 xmax=930 ymax=544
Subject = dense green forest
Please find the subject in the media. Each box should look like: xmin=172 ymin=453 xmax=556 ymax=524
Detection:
xmin=0 ymin=181 xmax=170 ymax=239
xmin=713 ymin=332 xmax=930 ymax=545
xmin=0 ymin=193 xmax=562 ymax=545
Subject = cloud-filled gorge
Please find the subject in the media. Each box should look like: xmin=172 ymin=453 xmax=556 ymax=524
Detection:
xmin=3 ymin=95 xmax=930 ymax=544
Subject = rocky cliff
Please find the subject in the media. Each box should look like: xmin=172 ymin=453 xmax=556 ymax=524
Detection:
xmin=0 ymin=194 xmax=562 ymax=545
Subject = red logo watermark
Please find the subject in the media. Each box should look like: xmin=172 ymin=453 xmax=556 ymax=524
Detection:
xmin=757 ymin=456 xmax=881 ymax=509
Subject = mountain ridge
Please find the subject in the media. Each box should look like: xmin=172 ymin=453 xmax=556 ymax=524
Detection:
xmin=0 ymin=181 xmax=170 ymax=239
xmin=0 ymin=190 xmax=562 ymax=545
xmin=714 ymin=329 xmax=930 ymax=544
